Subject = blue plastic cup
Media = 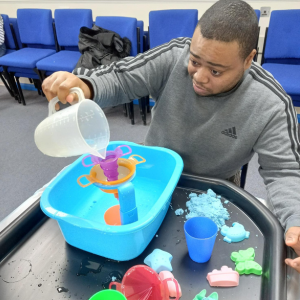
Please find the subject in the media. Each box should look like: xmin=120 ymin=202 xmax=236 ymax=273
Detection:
xmin=184 ymin=217 xmax=218 ymax=263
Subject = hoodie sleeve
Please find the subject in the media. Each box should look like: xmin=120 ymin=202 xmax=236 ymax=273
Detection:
xmin=73 ymin=38 xmax=190 ymax=107
xmin=254 ymin=100 xmax=300 ymax=233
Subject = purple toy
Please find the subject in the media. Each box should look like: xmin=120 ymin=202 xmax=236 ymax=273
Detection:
xmin=81 ymin=145 xmax=132 ymax=181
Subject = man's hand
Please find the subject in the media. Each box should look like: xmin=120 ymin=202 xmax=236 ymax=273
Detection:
xmin=285 ymin=226 xmax=300 ymax=273
xmin=42 ymin=71 xmax=93 ymax=109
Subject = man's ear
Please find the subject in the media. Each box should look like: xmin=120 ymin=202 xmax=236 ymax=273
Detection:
xmin=244 ymin=49 xmax=257 ymax=70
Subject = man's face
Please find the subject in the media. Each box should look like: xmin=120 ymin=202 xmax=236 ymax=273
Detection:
xmin=188 ymin=28 xmax=249 ymax=97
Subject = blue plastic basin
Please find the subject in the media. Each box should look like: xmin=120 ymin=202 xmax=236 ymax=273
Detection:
xmin=40 ymin=141 xmax=183 ymax=260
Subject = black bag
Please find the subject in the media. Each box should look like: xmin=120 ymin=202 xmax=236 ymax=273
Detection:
xmin=75 ymin=24 xmax=132 ymax=69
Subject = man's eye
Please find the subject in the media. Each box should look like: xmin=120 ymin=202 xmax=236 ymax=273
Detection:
xmin=211 ymin=69 xmax=221 ymax=76
xmin=191 ymin=59 xmax=198 ymax=66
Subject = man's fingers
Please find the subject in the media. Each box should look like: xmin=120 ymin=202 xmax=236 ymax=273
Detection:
xmin=285 ymin=257 xmax=300 ymax=273
xmin=285 ymin=227 xmax=300 ymax=247
xmin=42 ymin=73 xmax=58 ymax=101
xmin=56 ymin=76 xmax=86 ymax=104
xmin=41 ymin=71 xmax=92 ymax=104
xmin=66 ymin=92 xmax=79 ymax=104
xmin=286 ymin=232 xmax=299 ymax=245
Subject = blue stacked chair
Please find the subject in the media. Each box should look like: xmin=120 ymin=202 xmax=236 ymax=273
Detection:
xmin=0 ymin=14 xmax=20 ymax=99
xmin=252 ymin=9 xmax=260 ymax=62
xmin=146 ymin=9 xmax=198 ymax=125
xmin=8 ymin=18 xmax=23 ymax=51
xmin=95 ymin=16 xmax=141 ymax=125
xmin=262 ymin=10 xmax=300 ymax=106
xmin=149 ymin=9 xmax=198 ymax=48
xmin=1 ymin=14 xmax=19 ymax=54
xmin=137 ymin=20 xmax=150 ymax=120
xmin=137 ymin=20 xmax=144 ymax=54
xmin=37 ymin=9 xmax=93 ymax=78
xmin=254 ymin=9 xmax=261 ymax=20
xmin=0 ymin=9 xmax=56 ymax=105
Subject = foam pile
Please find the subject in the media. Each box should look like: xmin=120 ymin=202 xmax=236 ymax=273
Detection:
xmin=185 ymin=189 xmax=230 ymax=228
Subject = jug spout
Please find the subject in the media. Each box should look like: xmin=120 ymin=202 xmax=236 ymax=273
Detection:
xmin=92 ymin=147 xmax=106 ymax=159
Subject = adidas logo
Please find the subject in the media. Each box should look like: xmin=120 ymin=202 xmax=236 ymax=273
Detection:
xmin=221 ymin=127 xmax=237 ymax=139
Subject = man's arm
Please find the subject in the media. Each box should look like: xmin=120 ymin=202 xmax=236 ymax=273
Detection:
xmin=42 ymin=38 xmax=189 ymax=105
xmin=254 ymin=101 xmax=300 ymax=233
xmin=253 ymin=100 xmax=300 ymax=271
xmin=73 ymin=38 xmax=189 ymax=108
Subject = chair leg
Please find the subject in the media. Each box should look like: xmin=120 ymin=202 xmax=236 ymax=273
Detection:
xmin=138 ymin=97 xmax=147 ymax=125
xmin=0 ymin=73 xmax=14 ymax=97
xmin=127 ymin=102 xmax=134 ymax=125
xmin=15 ymin=77 xmax=26 ymax=105
xmin=123 ymin=104 xmax=128 ymax=117
xmin=240 ymin=163 xmax=248 ymax=189
xmin=34 ymin=68 xmax=46 ymax=97
xmin=3 ymin=67 xmax=20 ymax=102
xmin=32 ymin=79 xmax=41 ymax=95
xmin=146 ymin=95 xmax=151 ymax=113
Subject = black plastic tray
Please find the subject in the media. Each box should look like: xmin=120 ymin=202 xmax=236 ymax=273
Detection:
xmin=0 ymin=174 xmax=286 ymax=300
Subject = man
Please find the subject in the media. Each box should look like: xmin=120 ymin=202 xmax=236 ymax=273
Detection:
xmin=42 ymin=0 xmax=300 ymax=272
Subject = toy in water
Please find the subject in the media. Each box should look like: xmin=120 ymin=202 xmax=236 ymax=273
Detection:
xmin=194 ymin=289 xmax=218 ymax=300
xmin=221 ymin=222 xmax=250 ymax=243
xmin=78 ymin=155 xmax=145 ymax=225
xmin=40 ymin=142 xmax=184 ymax=261
xmin=231 ymin=248 xmax=262 ymax=275
xmin=230 ymin=247 xmax=255 ymax=263
xmin=144 ymin=249 xmax=173 ymax=273
xmin=35 ymin=87 xmax=109 ymax=158
xmin=109 ymin=265 xmax=182 ymax=300
xmin=82 ymin=145 xmax=132 ymax=181
xmin=206 ymin=266 xmax=239 ymax=287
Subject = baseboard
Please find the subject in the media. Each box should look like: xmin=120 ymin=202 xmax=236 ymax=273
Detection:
xmin=133 ymin=99 xmax=155 ymax=106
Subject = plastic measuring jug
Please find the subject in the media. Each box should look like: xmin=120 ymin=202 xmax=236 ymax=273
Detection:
xmin=34 ymin=87 xmax=110 ymax=158
xmin=82 ymin=145 xmax=132 ymax=181
xmin=109 ymin=265 xmax=180 ymax=300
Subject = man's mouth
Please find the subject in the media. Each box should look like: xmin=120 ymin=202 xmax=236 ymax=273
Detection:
xmin=193 ymin=82 xmax=207 ymax=93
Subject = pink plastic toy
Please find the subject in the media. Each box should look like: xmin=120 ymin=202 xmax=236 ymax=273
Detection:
xmin=206 ymin=266 xmax=239 ymax=287
xmin=159 ymin=271 xmax=182 ymax=298
xmin=109 ymin=265 xmax=181 ymax=300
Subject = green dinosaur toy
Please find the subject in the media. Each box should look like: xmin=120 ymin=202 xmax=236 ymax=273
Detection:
xmin=193 ymin=289 xmax=218 ymax=300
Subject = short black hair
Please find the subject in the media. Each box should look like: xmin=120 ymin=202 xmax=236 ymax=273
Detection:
xmin=197 ymin=0 xmax=259 ymax=60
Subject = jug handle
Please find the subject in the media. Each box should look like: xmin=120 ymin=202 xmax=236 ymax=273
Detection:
xmin=81 ymin=155 xmax=96 ymax=167
xmin=163 ymin=278 xmax=180 ymax=300
xmin=128 ymin=155 xmax=146 ymax=165
xmin=48 ymin=87 xmax=86 ymax=117
xmin=117 ymin=145 xmax=132 ymax=157
xmin=109 ymin=282 xmax=122 ymax=292
xmin=77 ymin=174 xmax=94 ymax=188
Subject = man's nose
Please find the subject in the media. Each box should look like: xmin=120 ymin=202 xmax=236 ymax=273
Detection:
xmin=194 ymin=67 xmax=209 ymax=84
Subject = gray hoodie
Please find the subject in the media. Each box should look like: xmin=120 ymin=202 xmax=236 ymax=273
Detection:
xmin=74 ymin=37 xmax=300 ymax=233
